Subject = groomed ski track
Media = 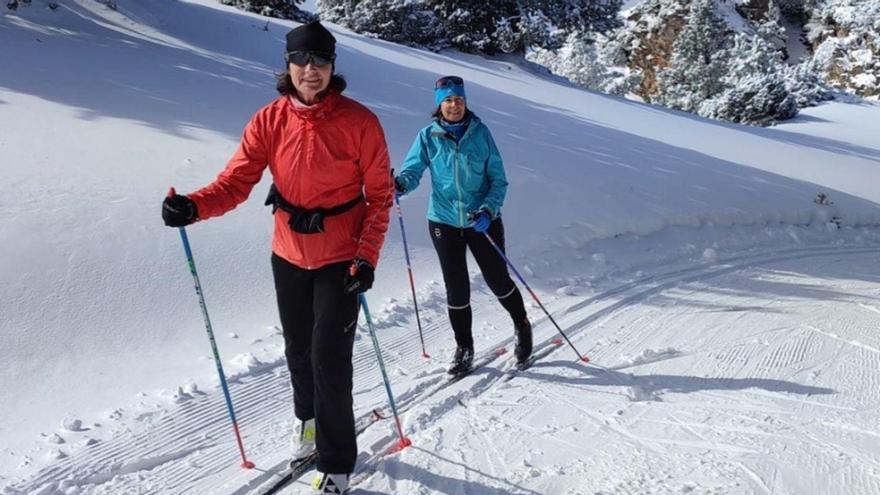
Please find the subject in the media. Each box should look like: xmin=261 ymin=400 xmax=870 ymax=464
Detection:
xmin=15 ymin=242 xmax=880 ymax=494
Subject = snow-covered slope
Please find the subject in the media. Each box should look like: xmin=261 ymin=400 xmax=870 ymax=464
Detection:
xmin=2 ymin=0 xmax=880 ymax=493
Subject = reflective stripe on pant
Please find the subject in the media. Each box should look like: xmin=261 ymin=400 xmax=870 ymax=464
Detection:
xmin=271 ymin=253 xmax=359 ymax=474
xmin=428 ymin=218 xmax=527 ymax=347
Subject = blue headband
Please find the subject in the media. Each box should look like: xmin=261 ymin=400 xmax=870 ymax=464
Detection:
xmin=434 ymin=84 xmax=466 ymax=106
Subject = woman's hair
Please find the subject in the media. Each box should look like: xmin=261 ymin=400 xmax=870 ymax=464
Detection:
xmin=275 ymin=70 xmax=347 ymax=96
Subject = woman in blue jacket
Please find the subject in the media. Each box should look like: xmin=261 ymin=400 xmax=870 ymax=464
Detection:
xmin=395 ymin=76 xmax=532 ymax=375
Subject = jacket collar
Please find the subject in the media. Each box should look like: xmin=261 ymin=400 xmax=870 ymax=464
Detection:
xmin=430 ymin=111 xmax=480 ymax=139
xmin=287 ymin=90 xmax=341 ymax=121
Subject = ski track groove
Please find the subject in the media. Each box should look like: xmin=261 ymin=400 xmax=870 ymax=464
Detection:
xmin=756 ymin=332 xmax=814 ymax=373
xmin=27 ymin=248 xmax=868 ymax=492
xmin=695 ymin=380 xmax=880 ymax=492
xmin=534 ymin=387 xmax=663 ymax=456
xmin=462 ymin=402 xmax=504 ymax=480
xmin=47 ymin=296 xmax=480 ymax=492
xmin=734 ymin=461 xmax=773 ymax=494
xmin=13 ymin=244 xmax=880 ymax=493
xmin=21 ymin=372 xmax=282 ymax=491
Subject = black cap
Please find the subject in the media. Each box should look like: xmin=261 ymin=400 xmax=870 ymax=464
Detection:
xmin=285 ymin=21 xmax=336 ymax=55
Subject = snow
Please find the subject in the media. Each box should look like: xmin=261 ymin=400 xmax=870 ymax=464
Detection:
xmin=2 ymin=0 xmax=880 ymax=493
xmin=781 ymin=17 xmax=809 ymax=64
xmin=301 ymin=0 xmax=317 ymax=13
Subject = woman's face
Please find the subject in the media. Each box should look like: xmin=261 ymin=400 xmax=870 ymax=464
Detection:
xmin=440 ymin=96 xmax=466 ymax=122
xmin=289 ymin=56 xmax=332 ymax=104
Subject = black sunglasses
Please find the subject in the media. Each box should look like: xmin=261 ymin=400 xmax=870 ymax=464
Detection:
xmin=285 ymin=51 xmax=335 ymax=67
xmin=435 ymin=76 xmax=464 ymax=89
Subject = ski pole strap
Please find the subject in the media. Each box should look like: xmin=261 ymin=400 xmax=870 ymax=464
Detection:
xmin=264 ymin=183 xmax=363 ymax=234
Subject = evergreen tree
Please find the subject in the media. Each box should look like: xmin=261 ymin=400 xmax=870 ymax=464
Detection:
xmin=519 ymin=0 xmax=623 ymax=50
xmin=537 ymin=0 xmax=623 ymax=36
xmin=318 ymin=0 xmax=622 ymax=55
xmin=710 ymin=73 xmax=798 ymax=125
xmin=784 ymin=59 xmax=832 ymax=107
xmin=426 ymin=0 xmax=521 ymax=54
xmin=707 ymin=33 xmax=799 ymax=125
xmin=222 ymin=0 xmax=311 ymax=22
xmin=347 ymin=0 xmax=441 ymax=47
xmin=656 ymin=0 xmax=729 ymax=112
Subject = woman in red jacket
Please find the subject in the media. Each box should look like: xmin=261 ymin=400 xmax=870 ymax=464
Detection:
xmin=162 ymin=22 xmax=393 ymax=493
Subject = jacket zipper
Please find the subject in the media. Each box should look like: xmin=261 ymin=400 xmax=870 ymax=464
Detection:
xmin=302 ymin=120 xmax=312 ymax=268
xmin=453 ymin=141 xmax=465 ymax=227
xmin=438 ymin=120 xmax=477 ymax=228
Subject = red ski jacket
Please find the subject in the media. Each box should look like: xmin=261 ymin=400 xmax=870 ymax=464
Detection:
xmin=189 ymin=92 xmax=393 ymax=269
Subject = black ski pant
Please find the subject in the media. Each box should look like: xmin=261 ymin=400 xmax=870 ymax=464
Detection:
xmin=428 ymin=218 xmax=527 ymax=348
xmin=271 ymin=254 xmax=359 ymax=474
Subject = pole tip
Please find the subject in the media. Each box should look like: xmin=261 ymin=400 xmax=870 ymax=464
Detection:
xmin=581 ymin=356 xmax=590 ymax=363
xmin=388 ymin=437 xmax=412 ymax=454
xmin=167 ymin=187 xmax=176 ymax=198
xmin=241 ymin=460 xmax=256 ymax=469
xmin=422 ymin=352 xmax=431 ymax=359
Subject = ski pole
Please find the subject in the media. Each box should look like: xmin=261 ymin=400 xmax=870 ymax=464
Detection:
xmin=480 ymin=231 xmax=590 ymax=363
xmin=171 ymin=189 xmax=255 ymax=469
xmin=358 ymin=293 xmax=412 ymax=452
xmin=394 ymin=193 xmax=429 ymax=358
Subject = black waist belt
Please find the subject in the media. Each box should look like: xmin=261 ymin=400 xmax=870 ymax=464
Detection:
xmin=264 ymin=183 xmax=363 ymax=234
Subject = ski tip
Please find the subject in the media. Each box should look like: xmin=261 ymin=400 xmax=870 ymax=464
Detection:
xmin=495 ymin=347 xmax=507 ymax=355
xmin=552 ymin=338 xmax=563 ymax=346
xmin=241 ymin=460 xmax=256 ymax=469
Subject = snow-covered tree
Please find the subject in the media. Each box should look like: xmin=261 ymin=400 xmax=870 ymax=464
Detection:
xmin=519 ymin=0 xmax=623 ymax=49
xmin=527 ymin=31 xmax=640 ymax=96
xmin=656 ymin=0 xmax=730 ymax=113
xmin=705 ymin=33 xmax=799 ymax=125
xmin=775 ymin=0 xmax=811 ymax=19
xmin=709 ymin=74 xmax=797 ymax=125
xmin=653 ymin=0 xmax=807 ymax=125
xmin=317 ymin=0 xmax=622 ymax=55
xmin=529 ymin=33 xmax=607 ymax=89
xmin=784 ymin=59 xmax=833 ymax=107
xmin=222 ymin=0 xmax=312 ymax=22
xmin=344 ymin=0 xmax=441 ymax=47
xmin=805 ymin=0 xmax=880 ymax=98
xmin=424 ymin=0 xmax=521 ymax=54
xmin=544 ymin=0 xmax=624 ymax=35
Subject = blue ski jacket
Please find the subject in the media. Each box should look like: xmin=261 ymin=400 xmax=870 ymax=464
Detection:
xmin=396 ymin=114 xmax=508 ymax=228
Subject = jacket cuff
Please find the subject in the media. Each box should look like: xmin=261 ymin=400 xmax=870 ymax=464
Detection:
xmin=356 ymin=248 xmax=379 ymax=269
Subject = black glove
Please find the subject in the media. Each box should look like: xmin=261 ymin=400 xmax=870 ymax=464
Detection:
xmin=344 ymin=258 xmax=374 ymax=294
xmin=391 ymin=169 xmax=406 ymax=194
xmin=162 ymin=192 xmax=198 ymax=227
xmin=394 ymin=177 xmax=406 ymax=194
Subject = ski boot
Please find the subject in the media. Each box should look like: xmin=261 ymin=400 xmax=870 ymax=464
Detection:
xmin=290 ymin=417 xmax=316 ymax=463
xmin=312 ymin=471 xmax=349 ymax=494
xmin=514 ymin=317 xmax=533 ymax=368
xmin=447 ymin=345 xmax=474 ymax=376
